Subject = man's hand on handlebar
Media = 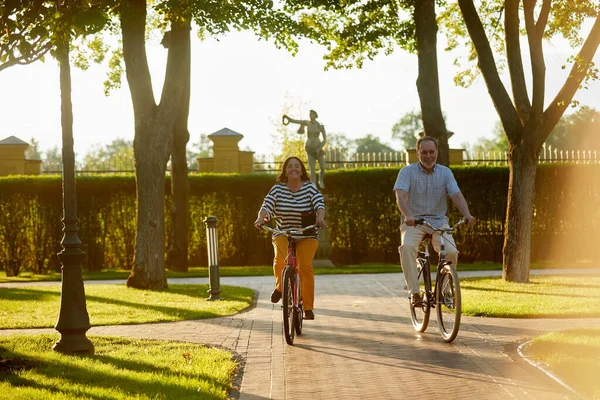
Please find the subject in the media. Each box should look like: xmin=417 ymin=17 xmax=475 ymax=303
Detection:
xmin=404 ymin=216 xmax=416 ymax=227
xmin=464 ymin=215 xmax=477 ymax=226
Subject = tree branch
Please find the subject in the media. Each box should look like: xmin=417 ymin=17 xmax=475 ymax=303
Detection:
xmin=120 ymin=0 xmax=156 ymax=115
xmin=536 ymin=0 xmax=552 ymax=37
xmin=542 ymin=14 xmax=600 ymax=135
xmin=523 ymin=0 xmax=546 ymax=132
xmin=505 ymin=0 xmax=531 ymax=120
xmin=458 ymin=0 xmax=521 ymax=142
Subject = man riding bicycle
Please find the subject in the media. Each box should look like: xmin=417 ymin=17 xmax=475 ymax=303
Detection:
xmin=393 ymin=135 xmax=476 ymax=307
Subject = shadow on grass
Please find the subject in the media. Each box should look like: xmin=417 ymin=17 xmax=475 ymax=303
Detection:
xmin=0 ymin=285 xmax=254 ymax=328
xmin=0 ymin=336 xmax=231 ymax=400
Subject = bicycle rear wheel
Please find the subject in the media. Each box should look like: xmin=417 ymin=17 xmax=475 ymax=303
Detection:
xmin=409 ymin=258 xmax=431 ymax=332
xmin=282 ymin=267 xmax=295 ymax=345
xmin=436 ymin=263 xmax=461 ymax=343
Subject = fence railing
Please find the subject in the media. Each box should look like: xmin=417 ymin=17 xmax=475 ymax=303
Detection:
xmin=40 ymin=144 xmax=598 ymax=174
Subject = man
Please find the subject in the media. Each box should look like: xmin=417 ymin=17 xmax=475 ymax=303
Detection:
xmin=393 ymin=135 xmax=476 ymax=306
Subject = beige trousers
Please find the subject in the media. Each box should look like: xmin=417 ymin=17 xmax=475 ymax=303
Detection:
xmin=398 ymin=224 xmax=458 ymax=295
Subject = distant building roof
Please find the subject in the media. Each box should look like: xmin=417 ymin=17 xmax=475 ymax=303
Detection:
xmin=0 ymin=136 xmax=29 ymax=146
xmin=208 ymin=127 xmax=243 ymax=137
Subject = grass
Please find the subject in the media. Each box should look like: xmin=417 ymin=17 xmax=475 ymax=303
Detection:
xmin=526 ymin=328 xmax=600 ymax=399
xmin=0 ymin=334 xmax=237 ymax=399
xmin=461 ymin=275 xmax=600 ymax=318
xmin=1 ymin=260 xmax=596 ymax=283
xmin=0 ymin=284 xmax=254 ymax=329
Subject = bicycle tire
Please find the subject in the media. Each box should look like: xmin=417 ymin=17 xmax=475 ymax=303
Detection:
xmin=294 ymin=274 xmax=303 ymax=335
xmin=282 ymin=267 xmax=295 ymax=345
xmin=409 ymin=258 xmax=431 ymax=332
xmin=436 ymin=263 xmax=461 ymax=343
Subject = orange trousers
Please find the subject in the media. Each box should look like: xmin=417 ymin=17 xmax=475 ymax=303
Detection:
xmin=272 ymin=236 xmax=318 ymax=311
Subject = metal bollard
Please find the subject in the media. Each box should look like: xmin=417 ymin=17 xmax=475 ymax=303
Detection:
xmin=203 ymin=216 xmax=221 ymax=301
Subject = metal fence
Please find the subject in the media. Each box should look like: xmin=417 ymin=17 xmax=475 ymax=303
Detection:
xmin=40 ymin=144 xmax=598 ymax=175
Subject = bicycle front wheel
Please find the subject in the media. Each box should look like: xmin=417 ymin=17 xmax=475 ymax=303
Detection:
xmin=409 ymin=258 xmax=431 ymax=332
xmin=436 ymin=263 xmax=461 ymax=343
xmin=294 ymin=274 xmax=303 ymax=335
xmin=282 ymin=267 xmax=296 ymax=345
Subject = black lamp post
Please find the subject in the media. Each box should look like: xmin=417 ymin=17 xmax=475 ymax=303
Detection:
xmin=204 ymin=216 xmax=221 ymax=301
xmin=52 ymin=37 xmax=94 ymax=355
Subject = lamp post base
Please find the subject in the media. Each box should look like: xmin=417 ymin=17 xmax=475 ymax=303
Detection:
xmin=53 ymin=333 xmax=94 ymax=355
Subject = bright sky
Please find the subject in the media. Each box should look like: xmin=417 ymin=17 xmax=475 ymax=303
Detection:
xmin=1 ymin=27 xmax=599 ymax=159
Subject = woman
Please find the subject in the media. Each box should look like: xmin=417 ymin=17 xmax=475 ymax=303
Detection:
xmin=282 ymin=110 xmax=327 ymax=188
xmin=254 ymin=156 xmax=327 ymax=320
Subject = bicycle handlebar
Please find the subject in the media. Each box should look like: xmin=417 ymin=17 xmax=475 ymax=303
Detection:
xmin=260 ymin=224 xmax=319 ymax=235
xmin=414 ymin=218 xmax=466 ymax=233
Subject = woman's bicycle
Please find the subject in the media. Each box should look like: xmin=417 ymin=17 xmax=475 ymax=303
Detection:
xmin=409 ymin=218 xmax=466 ymax=343
xmin=261 ymin=224 xmax=318 ymax=345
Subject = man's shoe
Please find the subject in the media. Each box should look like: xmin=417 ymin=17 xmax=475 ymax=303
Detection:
xmin=270 ymin=289 xmax=282 ymax=303
xmin=410 ymin=292 xmax=423 ymax=307
xmin=304 ymin=310 xmax=315 ymax=320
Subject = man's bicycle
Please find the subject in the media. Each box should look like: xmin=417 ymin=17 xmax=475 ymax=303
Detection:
xmin=261 ymin=224 xmax=318 ymax=345
xmin=409 ymin=218 xmax=466 ymax=343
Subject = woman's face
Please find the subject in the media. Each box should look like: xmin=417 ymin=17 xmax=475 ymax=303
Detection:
xmin=285 ymin=158 xmax=302 ymax=181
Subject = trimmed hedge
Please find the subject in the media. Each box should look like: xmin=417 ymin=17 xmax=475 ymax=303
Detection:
xmin=0 ymin=164 xmax=598 ymax=275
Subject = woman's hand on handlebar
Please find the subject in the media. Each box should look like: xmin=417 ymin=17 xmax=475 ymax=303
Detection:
xmin=315 ymin=216 xmax=328 ymax=228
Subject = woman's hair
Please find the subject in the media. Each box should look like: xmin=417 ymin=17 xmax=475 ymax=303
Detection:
xmin=310 ymin=109 xmax=319 ymax=119
xmin=276 ymin=156 xmax=310 ymax=183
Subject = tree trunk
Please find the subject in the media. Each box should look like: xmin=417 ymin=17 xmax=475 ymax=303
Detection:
xmin=127 ymin=140 xmax=170 ymax=289
xmin=414 ymin=0 xmax=449 ymax=166
xmin=121 ymin=0 xmax=187 ymax=289
xmin=502 ymin=142 xmax=539 ymax=282
xmin=167 ymin=25 xmax=191 ymax=272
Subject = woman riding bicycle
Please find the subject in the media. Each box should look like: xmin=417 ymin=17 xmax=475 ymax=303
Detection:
xmin=254 ymin=156 xmax=327 ymax=320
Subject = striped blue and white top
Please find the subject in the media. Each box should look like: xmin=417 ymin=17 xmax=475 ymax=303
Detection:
xmin=261 ymin=182 xmax=325 ymax=240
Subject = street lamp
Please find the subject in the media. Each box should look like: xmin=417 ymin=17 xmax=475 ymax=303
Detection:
xmin=203 ymin=216 xmax=221 ymax=301
xmin=52 ymin=38 xmax=94 ymax=355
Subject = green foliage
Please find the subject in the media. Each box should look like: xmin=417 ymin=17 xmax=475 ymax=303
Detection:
xmin=353 ymin=134 xmax=396 ymax=154
xmin=391 ymin=109 xmax=422 ymax=149
xmin=283 ymin=0 xmax=416 ymax=69
xmin=1 ymin=164 xmax=599 ymax=273
xmin=82 ymin=137 xmax=134 ymax=171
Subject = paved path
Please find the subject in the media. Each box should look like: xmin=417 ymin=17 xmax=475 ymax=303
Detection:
xmin=1 ymin=270 xmax=599 ymax=399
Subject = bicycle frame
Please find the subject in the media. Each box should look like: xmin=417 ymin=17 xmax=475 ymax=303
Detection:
xmin=410 ymin=218 xmax=466 ymax=342
xmin=261 ymin=224 xmax=317 ymax=344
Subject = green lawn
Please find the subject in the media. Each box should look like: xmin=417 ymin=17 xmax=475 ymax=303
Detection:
xmin=0 ymin=284 xmax=253 ymax=329
xmin=1 ymin=260 xmax=596 ymax=283
xmin=461 ymin=275 xmax=600 ymax=318
xmin=0 ymin=335 xmax=237 ymax=399
xmin=526 ymin=328 xmax=600 ymax=399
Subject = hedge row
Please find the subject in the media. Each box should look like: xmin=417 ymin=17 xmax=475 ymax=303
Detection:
xmin=0 ymin=164 xmax=598 ymax=275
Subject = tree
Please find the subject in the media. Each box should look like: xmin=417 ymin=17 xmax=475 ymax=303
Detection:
xmin=392 ymin=110 xmax=422 ymax=149
xmin=283 ymin=0 xmax=451 ymax=164
xmin=26 ymin=137 xmax=42 ymax=160
xmin=82 ymin=137 xmax=133 ymax=171
xmin=457 ymin=0 xmax=600 ymax=282
xmin=117 ymin=1 xmax=318 ymax=288
xmin=471 ymin=121 xmax=509 ymax=153
xmin=546 ymin=106 xmax=600 ymax=150
xmin=187 ymin=133 xmax=212 ymax=163
xmin=354 ymin=134 xmax=396 ymax=154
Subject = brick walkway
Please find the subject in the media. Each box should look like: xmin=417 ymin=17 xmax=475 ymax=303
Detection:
xmin=1 ymin=271 xmax=599 ymax=399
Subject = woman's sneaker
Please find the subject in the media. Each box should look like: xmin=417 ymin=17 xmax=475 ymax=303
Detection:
xmin=304 ymin=310 xmax=315 ymax=320
xmin=270 ymin=289 xmax=282 ymax=303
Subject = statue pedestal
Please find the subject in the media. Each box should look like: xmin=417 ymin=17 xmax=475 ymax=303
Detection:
xmin=314 ymin=193 xmax=334 ymax=268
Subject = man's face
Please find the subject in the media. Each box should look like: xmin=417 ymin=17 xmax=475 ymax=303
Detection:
xmin=418 ymin=140 xmax=438 ymax=170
